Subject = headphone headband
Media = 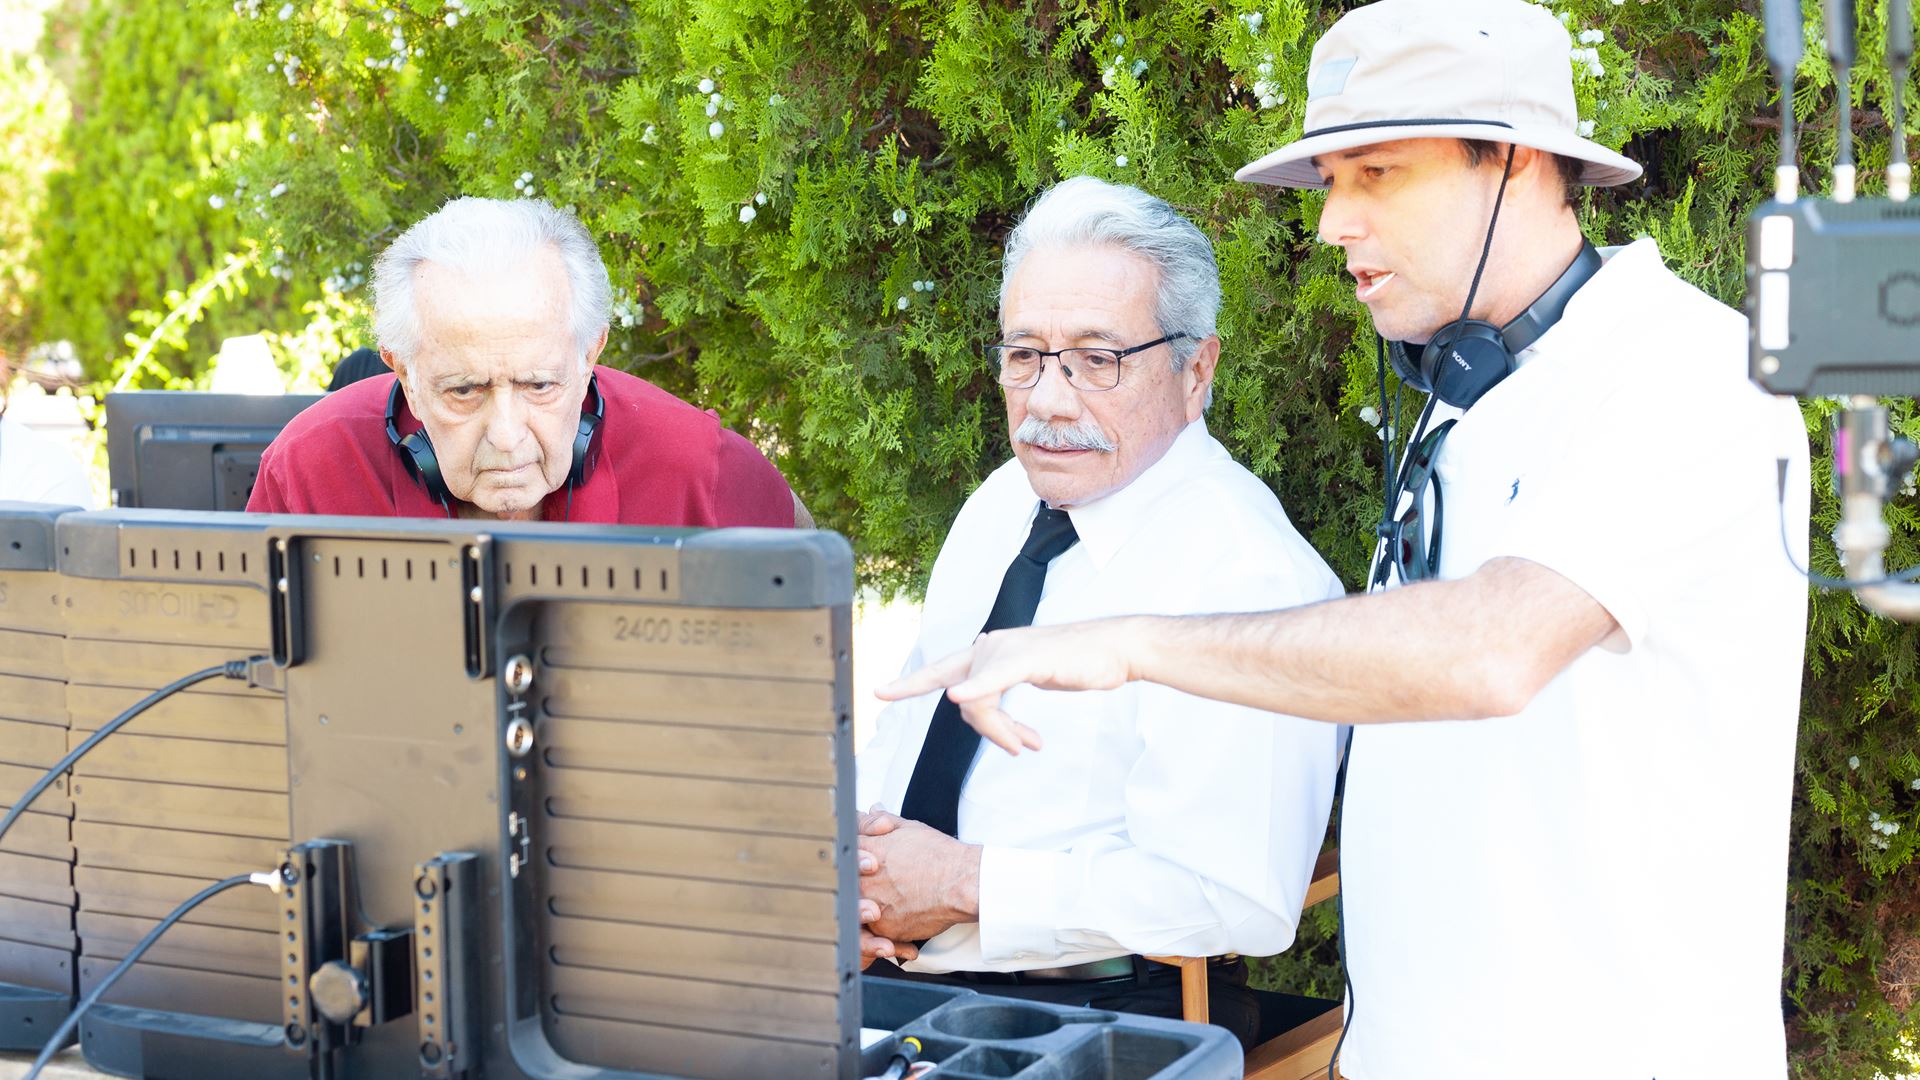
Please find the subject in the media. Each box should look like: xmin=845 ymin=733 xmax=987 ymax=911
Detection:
xmin=1497 ymin=242 xmax=1604 ymax=355
xmin=384 ymin=371 xmax=605 ymax=516
xmin=1387 ymin=241 xmax=1604 ymax=411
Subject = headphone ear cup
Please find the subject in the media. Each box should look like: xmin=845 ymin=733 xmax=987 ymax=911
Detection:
xmin=568 ymin=414 xmax=595 ymax=487
xmin=1387 ymin=339 xmax=1430 ymax=393
xmin=1424 ymin=322 xmax=1515 ymax=411
xmin=401 ymin=429 xmax=451 ymax=506
xmin=567 ymin=374 xmax=605 ymax=488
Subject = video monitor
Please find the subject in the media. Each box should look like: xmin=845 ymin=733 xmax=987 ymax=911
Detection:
xmin=48 ymin=508 xmax=858 ymax=1079
xmin=105 ymin=392 xmax=324 ymax=511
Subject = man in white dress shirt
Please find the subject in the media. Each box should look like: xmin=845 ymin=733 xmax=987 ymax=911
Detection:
xmin=879 ymin=3 xmax=1813 ymax=1077
xmin=855 ymin=176 xmax=1344 ymax=1046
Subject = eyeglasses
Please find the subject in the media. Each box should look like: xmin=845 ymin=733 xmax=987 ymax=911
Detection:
xmin=985 ymin=334 xmax=1190 ymax=392
xmin=1374 ymin=418 xmax=1457 ymax=586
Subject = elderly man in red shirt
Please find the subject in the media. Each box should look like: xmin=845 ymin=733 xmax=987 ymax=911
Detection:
xmin=249 ymin=197 xmax=803 ymax=528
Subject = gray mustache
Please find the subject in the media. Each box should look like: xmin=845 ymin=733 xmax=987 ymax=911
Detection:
xmin=1014 ymin=417 xmax=1116 ymax=453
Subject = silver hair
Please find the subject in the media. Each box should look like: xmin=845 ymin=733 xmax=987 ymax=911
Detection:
xmin=1000 ymin=176 xmax=1221 ymax=378
xmin=372 ymin=197 xmax=612 ymax=375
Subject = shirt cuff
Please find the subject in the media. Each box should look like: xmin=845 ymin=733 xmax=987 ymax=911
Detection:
xmin=975 ymin=846 xmax=1069 ymax=965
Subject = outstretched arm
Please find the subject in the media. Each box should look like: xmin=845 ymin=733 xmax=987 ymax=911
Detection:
xmin=878 ymin=556 xmax=1618 ymax=753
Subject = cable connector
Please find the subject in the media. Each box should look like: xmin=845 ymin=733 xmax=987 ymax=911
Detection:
xmin=244 ymin=654 xmax=283 ymax=692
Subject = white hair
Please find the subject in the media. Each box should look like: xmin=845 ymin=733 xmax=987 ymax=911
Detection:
xmin=1001 ymin=176 xmax=1221 ymax=376
xmin=372 ymin=197 xmax=612 ymax=375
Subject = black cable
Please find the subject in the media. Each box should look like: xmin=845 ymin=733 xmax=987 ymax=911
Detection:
xmin=1326 ymin=733 xmax=1354 ymax=1080
xmin=1374 ymin=336 xmax=1397 ymax=561
xmin=1828 ymin=0 xmax=1858 ymax=195
xmin=1765 ymin=0 xmax=1803 ymax=195
xmin=0 ymin=659 xmax=254 ymax=851
xmin=1776 ymin=460 xmax=1920 ymax=587
xmin=1455 ymin=143 xmax=1516 ymax=331
xmin=25 ymin=873 xmax=267 ymax=1080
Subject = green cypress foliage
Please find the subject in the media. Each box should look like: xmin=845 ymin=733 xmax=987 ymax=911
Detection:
xmin=30 ymin=0 xmax=299 ymax=382
xmin=25 ymin=0 xmax=1920 ymax=1070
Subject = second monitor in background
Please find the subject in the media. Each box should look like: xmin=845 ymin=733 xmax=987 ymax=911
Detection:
xmin=104 ymin=392 xmax=323 ymax=512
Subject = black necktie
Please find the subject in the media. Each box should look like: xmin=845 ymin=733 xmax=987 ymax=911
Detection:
xmin=900 ymin=503 xmax=1080 ymax=837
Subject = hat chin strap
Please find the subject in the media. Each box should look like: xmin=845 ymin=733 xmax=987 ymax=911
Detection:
xmin=1442 ymin=141 xmax=1518 ymax=348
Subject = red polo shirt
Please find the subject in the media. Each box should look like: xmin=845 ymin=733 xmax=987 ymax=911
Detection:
xmin=248 ymin=368 xmax=795 ymax=527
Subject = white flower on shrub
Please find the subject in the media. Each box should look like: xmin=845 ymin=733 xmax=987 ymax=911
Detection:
xmin=698 ymin=78 xmax=715 ymax=94
xmin=1359 ymin=405 xmax=1380 ymax=426
xmin=896 ymin=296 xmax=909 ymax=311
xmin=1115 ymin=154 xmax=1129 ymax=167
xmin=208 ymin=195 xmax=226 ymax=209
xmin=892 ymin=207 xmax=908 ymax=225
xmin=739 ymin=205 xmax=756 ymax=223
xmin=708 ymin=120 xmax=725 ymax=138
xmin=1578 ymin=120 xmax=1595 ymax=137
xmin=277 ymin=3 xmax=293 ymax=20
xmin=612 ymin=296 xmax=642 ymax=328
xmin=270 ymin=182 xmax=288 ymax=197
xmin=754 ymin=191 xmax=767 ymax=205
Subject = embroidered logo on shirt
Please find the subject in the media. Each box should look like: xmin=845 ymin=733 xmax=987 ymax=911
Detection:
xmin=1508 ymin=479 xmax=1521 ymax=504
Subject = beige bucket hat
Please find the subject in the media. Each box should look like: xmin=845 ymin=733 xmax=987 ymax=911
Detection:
xmin=1235 ymin=0 xmax=1642 ymax=189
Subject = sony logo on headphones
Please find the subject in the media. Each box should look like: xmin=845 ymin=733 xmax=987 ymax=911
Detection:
xmin=1450 ymin=349 xmax=1472 ymax=371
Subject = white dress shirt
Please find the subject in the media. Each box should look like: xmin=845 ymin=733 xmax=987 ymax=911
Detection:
xmin=1343 ymin=240 xmax=1811 ymax=1080
xmin=858 ymin=419 xmax=1344 ymax=973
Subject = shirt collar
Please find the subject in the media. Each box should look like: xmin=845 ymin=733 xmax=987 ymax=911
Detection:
xmin=1043 ymin=418 xmax=1221 ymax=571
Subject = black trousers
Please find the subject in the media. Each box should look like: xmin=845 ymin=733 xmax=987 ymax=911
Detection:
xmin=864 ymin=957 xmax=1265 ymax=1050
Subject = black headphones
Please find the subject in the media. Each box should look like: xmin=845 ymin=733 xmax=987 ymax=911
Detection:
xmin=1386 ymin=242 xmax=1604 ymax=411
xmin=385 ymin=373 xmax=605 ymax=511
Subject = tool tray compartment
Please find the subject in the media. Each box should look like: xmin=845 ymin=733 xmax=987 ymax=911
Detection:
xmin=860 ymin=977 xmax=1240 ymax=1080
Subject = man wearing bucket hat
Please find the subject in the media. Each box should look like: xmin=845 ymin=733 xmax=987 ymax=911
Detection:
xmin=880 ymin=1 xmax=1813 ymax=1077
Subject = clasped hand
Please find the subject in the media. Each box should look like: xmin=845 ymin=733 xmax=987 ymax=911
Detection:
xmin=856 ymin=809 xmax=983 ymax=964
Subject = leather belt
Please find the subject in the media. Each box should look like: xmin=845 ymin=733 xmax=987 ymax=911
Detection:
xmin=947 ymin=955 xmax=1140 ymax=984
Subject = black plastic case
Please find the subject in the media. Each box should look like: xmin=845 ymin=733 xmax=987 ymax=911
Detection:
xmin=861 ymin=979 xmax=1241 ymax=1079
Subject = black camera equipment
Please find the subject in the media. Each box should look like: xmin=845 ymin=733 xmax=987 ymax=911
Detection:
xmin=105 ymin=391 xmax=324 ymax=511
xmin=0 ymin=504 xmax=1238 ymax=1079
xmin=1748 ymin=0 xmax=1920 ymax=621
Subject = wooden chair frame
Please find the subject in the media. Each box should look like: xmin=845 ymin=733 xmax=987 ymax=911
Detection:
xmin=1146 ymin=849 xmax=1344 ymax=1080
